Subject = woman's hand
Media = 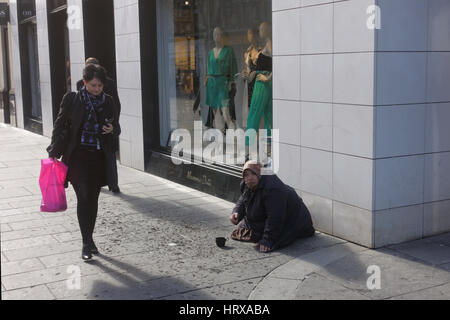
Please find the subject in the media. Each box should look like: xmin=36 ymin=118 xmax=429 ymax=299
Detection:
xmin=259 ymin=243 xmax=271 ymax=253
xmin=102 ymin=123 xmax=113 ymax=135
xmin=256 ymin=74 xmax=269 ymax=82
xmin=230 ymin=212 xmax=239 ymax=225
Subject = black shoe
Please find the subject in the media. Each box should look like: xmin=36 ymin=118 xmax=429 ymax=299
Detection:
xmin=89 ymin=242 xmax=99 ymax=255
xmin=111 ymin=187 xmax=121 ymax=194
xmin=82 ymin=245 xmax=92 ymax=260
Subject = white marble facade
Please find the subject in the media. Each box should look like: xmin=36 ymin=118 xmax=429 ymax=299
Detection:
xmin=273 ymin=0 xmax=450 ymax=248
xmin=8 ymin=0 xmax=450 ymax=248
xmin=113 ymin=0 xmax=144 ymax=171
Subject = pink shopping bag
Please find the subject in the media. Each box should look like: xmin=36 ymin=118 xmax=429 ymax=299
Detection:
xmin=39 ymin=158 xmax=68 ymax=212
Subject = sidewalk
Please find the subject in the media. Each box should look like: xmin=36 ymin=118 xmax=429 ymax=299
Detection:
xmin=1 ymin=123 xmax=449 ymax=300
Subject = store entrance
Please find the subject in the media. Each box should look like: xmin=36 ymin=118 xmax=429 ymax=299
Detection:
xmin=82 ymin=0 xmax=116 ymax=81
xmin=19 ymin=18 xmax=42 ymax=134
xmin=48 ymin=1 xmax=71 ymax=121
xmin=0 ymin=25 xmax=11 ymax=124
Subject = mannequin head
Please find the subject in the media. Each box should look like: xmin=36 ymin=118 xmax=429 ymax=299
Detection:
xmin=213 ymin=27 xmax=224 ymax=46
xmin=247 ymin=28 xmax=258 ymax=45
xmin=259 ymin=22 xmax=271 ymax=41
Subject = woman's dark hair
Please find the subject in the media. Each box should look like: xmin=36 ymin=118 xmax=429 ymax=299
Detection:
xmin=83 ymin=64 xmax=107 ymax=84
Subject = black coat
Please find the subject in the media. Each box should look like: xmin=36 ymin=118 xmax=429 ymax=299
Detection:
xmin=46 ymin=91 xmax=121 ymax=188
xmin=76 ymin=78 xmax=121 ymax=151
xmin=233 ymin=175 xmax=315 ymax=250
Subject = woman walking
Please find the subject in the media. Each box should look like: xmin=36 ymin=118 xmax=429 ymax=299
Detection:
xmin=47 ymin=64 xmax=120 ymax=260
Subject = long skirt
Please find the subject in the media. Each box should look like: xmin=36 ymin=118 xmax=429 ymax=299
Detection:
xmin=246 ymin=75 xmax=272 ymax=146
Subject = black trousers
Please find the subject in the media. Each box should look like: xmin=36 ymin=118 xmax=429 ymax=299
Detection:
xmin=73 ymin=182 xmax=101 ymax=244
xmin=107 ymin=150 xmax=119 ymax=189
xmin=69 ymin=147 xmax=106 ymax=245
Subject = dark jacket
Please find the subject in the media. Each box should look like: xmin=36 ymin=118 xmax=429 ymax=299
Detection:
xmin=233 ymin=174 xmax=315 ymax=250
xmin=46 ymin=91 xmax=121 ymax=188
xmin=76 ymin=77 xmax=121 ymax=151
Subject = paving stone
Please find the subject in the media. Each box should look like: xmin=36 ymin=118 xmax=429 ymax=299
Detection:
xmin=314 ymin=248 xmax=450 ymax=300
xmin=0 ymin=193 xmax=42 ymax=203
xmin=0 ymin=166 xmax=38 ymax=176
xmin=389 ymin=282 xmax=450 ymax=300
xmin=0 ymin=203 xmax=12 ymax=210
xmin=1 ymin=235 xmax=60 ymax=251
xmin=294 ymin=273 xmax=370 ymax=300
xmin=0 ymin=178 xmax=40 ymax=189
xmin=1 ymin=258 xmax=125 ymax=291
xmin=0 ymin=206 xmax=41 ymax=217
xmin=279 ymin=232 xmax=347 ymax=254
xmin=1 ymin=159 xmax=42 ymax=168
xmin=1 ymin=252 xmax=8 ymax=263
xmin=0 ymin=151 xmax=38 ymax=162
xmin=1 ymin=223 xmax=12 ymax=232
xmin=161 ymin=277 xmax=263 ymax=300
xmin=1 ymin=258 xmax=46 ymax=276
xmin=0 ymin=212 xmax=44 ymax=224
xmin=388 ymin=240 xmax=450 ymax=266
xmin=171 ymin=255 xmax=292 ymax=291
xmin=425 ymin=233 xmax=450 ymax=247
xmin=1 ymin=285 xmax=55 ymax=300
xmin=268 ymin=242 xmax=368 ymax=280
xmin=441 ymin=263 xmax=450 ymax=272
xmin=8 ymin=216 xmax=72 ymax=231
xmin=248 ymin=276 xmax=300 ymax=300
xmin=24 ymin=185 xmax=42 ymax=195
xmin=60 ymin=221 xmax=82 ymax=232
xmin=0 ymin=172 xmax=37 ymax=182
xmin=0 ymin=225 xmax=68 ymax=242
xmin=8 ymin=199 xmax=43 ymax=209
xmin=47 ymin=270 xmax=167 ymax=300
xmin=3 ymin=241 xmax=80 ymax=262
xmin=51 ymin=231 xmax=85 ymax=243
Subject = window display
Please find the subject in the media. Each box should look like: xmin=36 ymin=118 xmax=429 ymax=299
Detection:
xmin=155 ymin=0 xmax=272 ymax=166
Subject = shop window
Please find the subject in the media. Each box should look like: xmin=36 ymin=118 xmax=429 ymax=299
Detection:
xmin=18 ymin=0 xmax=43 ymax=134
xmin=47 ymin=0 xmax=71 ymax=120
xmin=154 ymin=0 xmax=272 ymax=167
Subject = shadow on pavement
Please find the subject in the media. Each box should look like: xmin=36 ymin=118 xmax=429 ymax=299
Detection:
xmin=101 ymin=188 xmax=230 ymax=228
xmin=83 ymin=253 xmax=214 ymax=300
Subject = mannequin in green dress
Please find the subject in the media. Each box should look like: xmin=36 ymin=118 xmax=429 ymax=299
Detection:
xmin=205 ymin=27 xmax=238 ymax=131
xmin=246 ymin=22 xmax=273 ymax=147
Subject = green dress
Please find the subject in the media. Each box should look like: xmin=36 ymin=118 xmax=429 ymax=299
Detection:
xmin=246 ymin=52 xmax=273 ymax=146
xmin=206 ymin=46 xmax=238 ymax=109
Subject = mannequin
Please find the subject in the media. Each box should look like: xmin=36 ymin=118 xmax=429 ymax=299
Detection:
xmin=205 ymin=27 xmax=238 ymax=131
xmin=242 ymin=28 xmax=260 ymax=111
xmin=246 ymin=22 xmax=273 ymax=146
